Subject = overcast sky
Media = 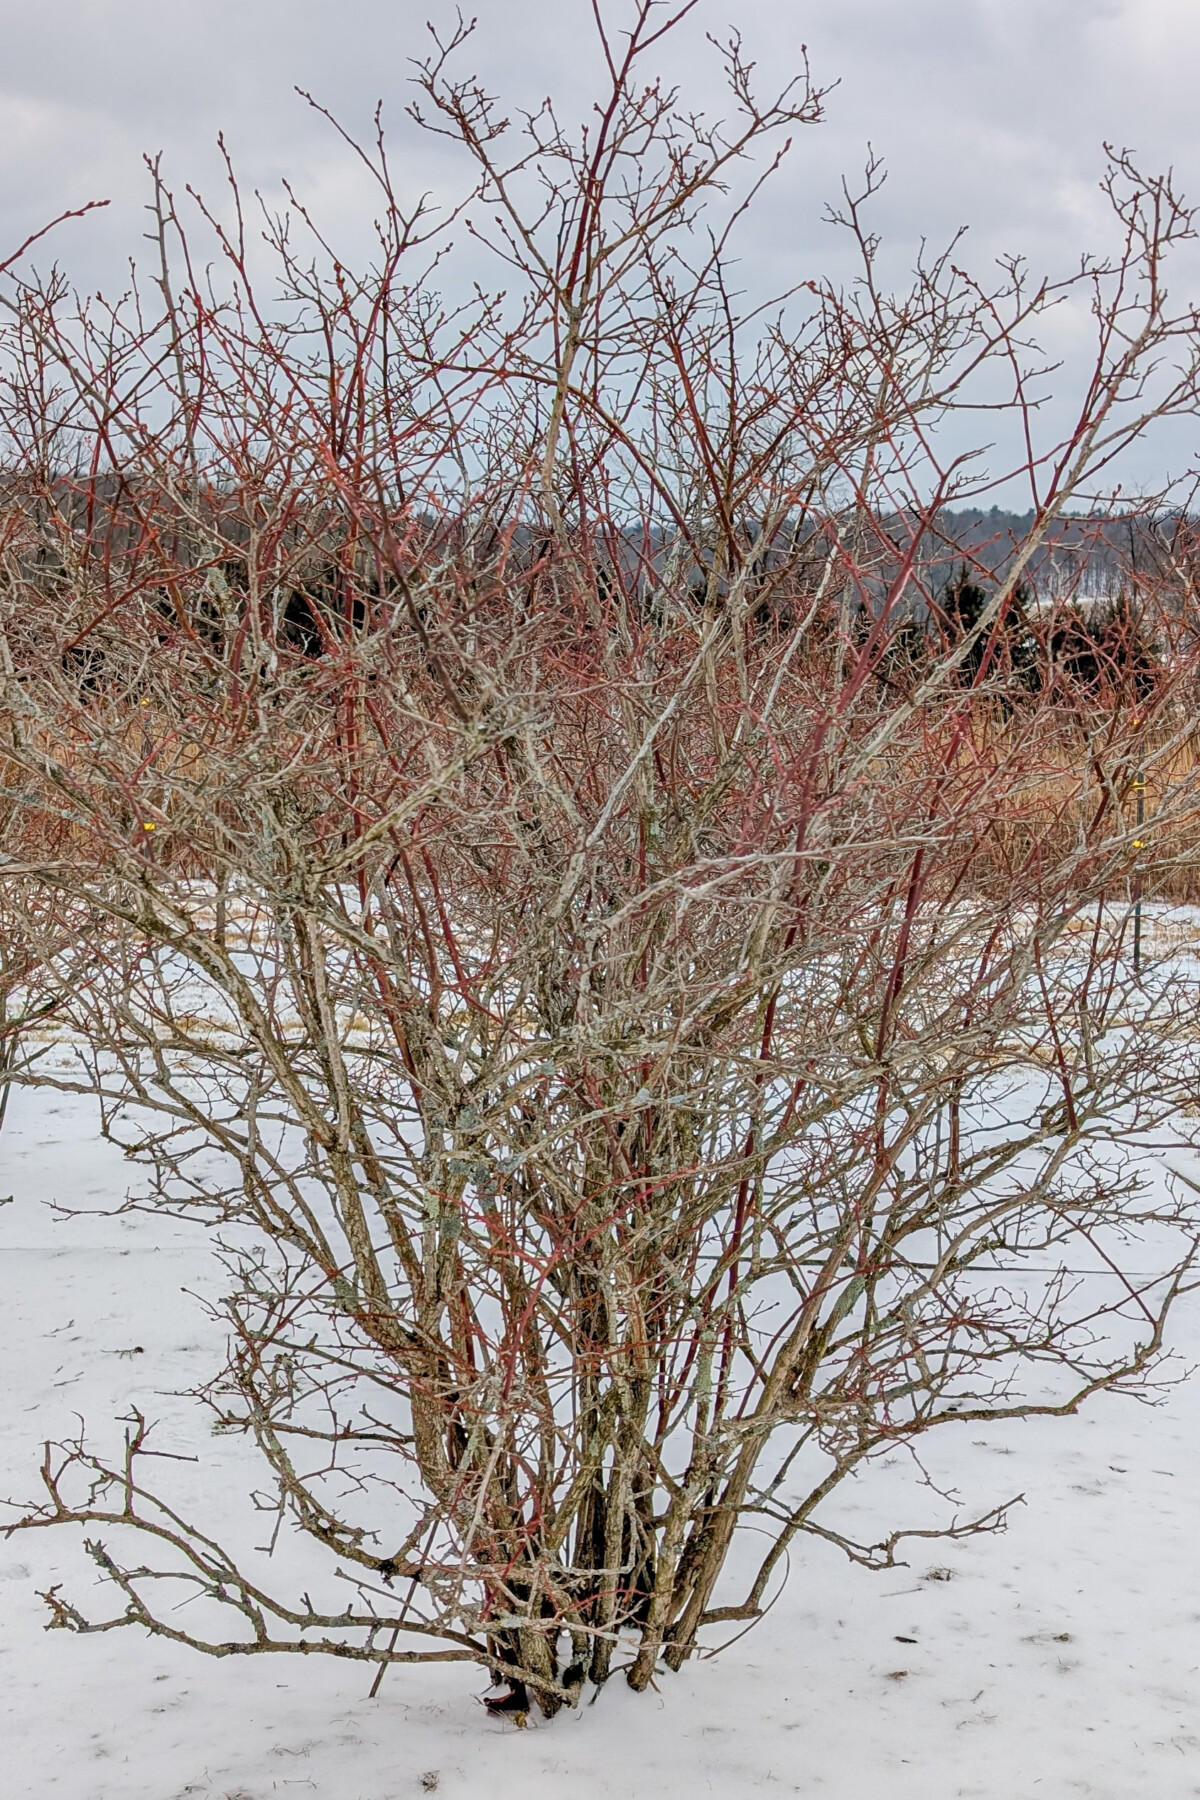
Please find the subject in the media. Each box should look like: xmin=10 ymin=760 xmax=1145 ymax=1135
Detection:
xmin=4 ymin=0 xmax=1200 ymax=491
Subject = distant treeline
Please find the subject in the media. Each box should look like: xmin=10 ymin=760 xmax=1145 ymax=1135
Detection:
xmin=924 ymin=506 xmax=1169 ymax=598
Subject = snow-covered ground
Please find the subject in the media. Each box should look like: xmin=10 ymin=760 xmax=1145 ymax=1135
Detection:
xmin=3 ymin=1082 xmax=1200 ymax=1799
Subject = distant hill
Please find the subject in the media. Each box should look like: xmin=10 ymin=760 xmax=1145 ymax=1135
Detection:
xmin=923 ymin=506 xmax=1166 ymax=598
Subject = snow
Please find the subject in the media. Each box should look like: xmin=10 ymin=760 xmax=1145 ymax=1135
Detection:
xmin=3 ymin=1083 xmax=1200 ymax=1798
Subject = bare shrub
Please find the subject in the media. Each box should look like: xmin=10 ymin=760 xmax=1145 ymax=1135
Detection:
xmin=3 ymin=2 xmax=1200 ymax=1719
